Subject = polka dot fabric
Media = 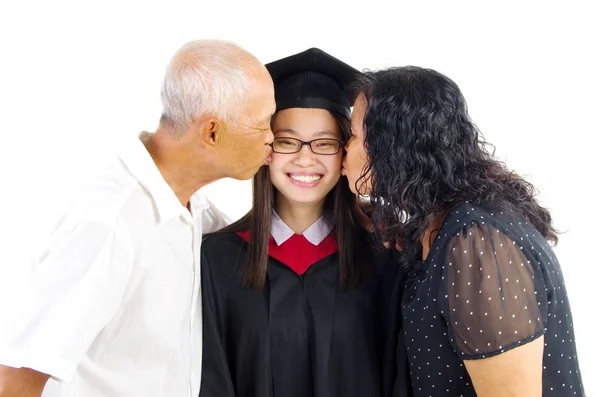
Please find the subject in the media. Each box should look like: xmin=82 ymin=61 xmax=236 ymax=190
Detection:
xmin=398 ymin=201 xmax=585 ymax=396
xmin=444 ymin=224 xmax=545 ymax=358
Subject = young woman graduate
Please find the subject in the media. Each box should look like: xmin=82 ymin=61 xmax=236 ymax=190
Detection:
xmin=198 ymin=48 xmax=397 ymax=397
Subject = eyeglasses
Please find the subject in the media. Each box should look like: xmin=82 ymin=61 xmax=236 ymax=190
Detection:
xmin=271 ymin=137 xmax=344 ymax=155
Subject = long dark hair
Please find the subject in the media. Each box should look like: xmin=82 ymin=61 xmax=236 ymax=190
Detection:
xmin=210 ymin=111 xmax=370 ymax=290
xmin=352 ymin=66 xmax=558 ymax=270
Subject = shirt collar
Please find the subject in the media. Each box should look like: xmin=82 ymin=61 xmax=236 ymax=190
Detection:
xmin=119 ymin=132 xmax=192 ymax=223
xmin=271 ymin=211 xmax=334 ymax=246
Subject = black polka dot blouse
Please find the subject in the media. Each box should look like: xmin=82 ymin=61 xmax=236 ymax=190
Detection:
xmin=392 ymin=201 xmax=585 ymax=396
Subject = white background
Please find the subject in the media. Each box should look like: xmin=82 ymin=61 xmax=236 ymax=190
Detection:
xmin=0 ymin=0 xmax=597 ymax=395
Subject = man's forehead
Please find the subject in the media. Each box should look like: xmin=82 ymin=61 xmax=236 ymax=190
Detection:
xmin=258 ymin=114 xmax=272 ymax=125
xmin=262 ymin=103 xmax=276 ymax=123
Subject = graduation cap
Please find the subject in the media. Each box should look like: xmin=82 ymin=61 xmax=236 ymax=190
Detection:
xmin=265 ymin=48 xmax=361 ymax=119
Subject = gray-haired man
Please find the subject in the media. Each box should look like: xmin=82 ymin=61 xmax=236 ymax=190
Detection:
xmin=0 ymin=39 xmax=275 ymax=397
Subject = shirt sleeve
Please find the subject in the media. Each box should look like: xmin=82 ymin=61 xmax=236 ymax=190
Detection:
xmin=0 ymin=216 xmax=134 ymax=381
xmin=202 ymin=199 xmax=233 ymax=234
xmin=439 ymin=222 xmax=547 ymax=360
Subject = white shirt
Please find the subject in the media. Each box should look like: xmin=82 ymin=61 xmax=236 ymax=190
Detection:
xmin=0 ymin=134 xmax=229 ymax=397
xmin=270 ymin=212 xmax=333 ymax=246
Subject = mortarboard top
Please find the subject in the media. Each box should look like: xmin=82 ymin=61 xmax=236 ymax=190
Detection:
xmin=265 ymin=48 xmax=360 ymax=119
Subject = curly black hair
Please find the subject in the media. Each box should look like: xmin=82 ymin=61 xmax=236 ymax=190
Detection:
xmin=352 ymin=66 xmax=558 ymax=270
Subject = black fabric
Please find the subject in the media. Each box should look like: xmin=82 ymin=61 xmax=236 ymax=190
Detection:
xmin=377 ymin=254 xmax=414 ymax=397
xmin=199 ymin=232 xmax=403 ymax=397
xmin=445 ymin=223 xmax=544 ymax=358
xmin=265 ymin=48 xmax=361 ymax=119
xmin=388 ymin=201 xmax=585 ymax=396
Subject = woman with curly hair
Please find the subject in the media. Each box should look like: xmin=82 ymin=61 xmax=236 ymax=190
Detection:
xmin=342 ymin=66 xmax=585 ymax=396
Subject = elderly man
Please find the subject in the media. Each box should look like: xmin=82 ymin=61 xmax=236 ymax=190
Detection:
xmin=0 ymin=39 xmax=275 ymax=397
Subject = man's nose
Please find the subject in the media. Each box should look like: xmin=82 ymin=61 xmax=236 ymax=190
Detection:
xmin=264 ymin=130 xmax=274 ymax=144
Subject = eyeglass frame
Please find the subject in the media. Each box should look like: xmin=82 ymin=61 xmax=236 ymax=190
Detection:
xmin=269 ymin=137 xmax=345 ymax=155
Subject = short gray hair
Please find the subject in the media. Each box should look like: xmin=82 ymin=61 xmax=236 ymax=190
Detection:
xmin=160 ymin=39 xmax=256 ymax=136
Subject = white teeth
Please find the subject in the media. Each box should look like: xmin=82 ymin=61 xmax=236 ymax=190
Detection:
xmin=290 ymin=174 xmax=321 ymax=183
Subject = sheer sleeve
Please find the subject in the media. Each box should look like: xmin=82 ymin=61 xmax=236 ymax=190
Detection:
xmin=439 ymin=222 xmax=547 ymax=359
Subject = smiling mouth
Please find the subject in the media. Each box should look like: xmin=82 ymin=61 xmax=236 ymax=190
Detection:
xmin=288 ymin=173 xmax=323 ymax=183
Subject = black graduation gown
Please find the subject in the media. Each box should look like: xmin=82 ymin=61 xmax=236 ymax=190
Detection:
xmin=199 ymin=231 xmax=384 ymax=397
xmin=377 ymin=256 xmax=414 ymax=397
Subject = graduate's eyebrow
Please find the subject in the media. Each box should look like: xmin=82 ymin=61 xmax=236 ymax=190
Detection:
xmin=273 ymin=128 xmax=338 ymax=138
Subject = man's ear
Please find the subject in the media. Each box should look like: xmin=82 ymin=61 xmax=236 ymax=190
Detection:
xmin=196 ymin=116 xmax=222 ymax=149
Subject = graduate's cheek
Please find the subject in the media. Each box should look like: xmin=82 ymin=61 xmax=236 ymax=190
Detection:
xmin=267 ymin=152 xmax=292 ymax=194
xmin=319 ymin=152 xmax=343 ymax=196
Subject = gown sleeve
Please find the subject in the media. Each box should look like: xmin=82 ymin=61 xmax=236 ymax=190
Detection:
xmin=199 ymin=246 xmax=235 ymax=397
xmin=439 ymin=221 xmax=548 ymax=360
